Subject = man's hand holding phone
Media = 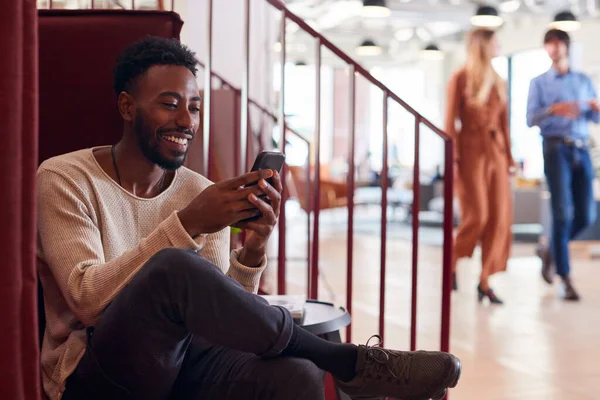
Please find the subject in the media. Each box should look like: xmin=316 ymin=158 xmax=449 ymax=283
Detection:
xmin=179 ymin=150 xmax=285 ymax=267
xmin=178 ymin=170 xmax=274 ymax=237
xmin=235 ymin=170 xmax=283 ymax=267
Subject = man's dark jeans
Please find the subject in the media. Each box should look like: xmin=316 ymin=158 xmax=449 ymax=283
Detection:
xmin=543 ymin=139 xmax=597 ymax=276
xmin=62 ymin=249 xmax=324 ymax=400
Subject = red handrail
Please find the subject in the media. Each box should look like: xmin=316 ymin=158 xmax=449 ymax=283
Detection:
xmin=263 ymin=0 xmax=452 ymax=142
xmin=258 ymin=0 xmax=455 ymax=378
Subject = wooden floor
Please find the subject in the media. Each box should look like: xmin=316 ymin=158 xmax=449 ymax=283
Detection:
xmin=266 ymin=206 xmax=600 ymax=400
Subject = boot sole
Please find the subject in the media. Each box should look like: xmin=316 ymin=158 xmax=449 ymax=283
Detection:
xmin=431 ymin=388 xmax=447 ymax=400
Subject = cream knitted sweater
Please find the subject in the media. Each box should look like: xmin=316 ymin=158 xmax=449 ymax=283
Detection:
xmin=36 ymin=146 xmax=266 ymax=400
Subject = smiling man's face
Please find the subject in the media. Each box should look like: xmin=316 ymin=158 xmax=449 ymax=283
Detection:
xmin=129 ymin=64 xmax=201 ymax=170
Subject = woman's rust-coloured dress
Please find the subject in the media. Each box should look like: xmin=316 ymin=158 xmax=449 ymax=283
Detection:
xmin=445 ymin=68 xmax=515 ymax=285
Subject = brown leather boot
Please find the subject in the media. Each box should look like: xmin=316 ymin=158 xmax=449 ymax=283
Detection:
xmin=561 ymin=276 xmax=580 ymax=301
xmin=536 ymin=244 xmax=554 ymax=285
xmin=335 ymin=335 xmax=461 ymax=400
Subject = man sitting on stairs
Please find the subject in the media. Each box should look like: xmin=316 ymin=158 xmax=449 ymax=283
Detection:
xmin=37 ymin=35 xmax=462 ymax=400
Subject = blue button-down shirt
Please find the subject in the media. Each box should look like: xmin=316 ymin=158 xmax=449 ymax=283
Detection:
xmin=526 ymin=68 xmax=599 ymax=138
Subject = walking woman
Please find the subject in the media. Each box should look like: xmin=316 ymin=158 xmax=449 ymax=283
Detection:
xmin=444 ymin=28 xmax=515 ymax=304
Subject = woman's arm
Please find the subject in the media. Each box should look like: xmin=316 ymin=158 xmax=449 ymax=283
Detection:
xmin=444 ymin=71 xmax=461 ymax=162
xmin=500 ymin=101 xmax=514 ymax=163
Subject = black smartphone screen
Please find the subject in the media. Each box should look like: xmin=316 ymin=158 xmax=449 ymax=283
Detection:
xmin=240 ymin=151 xmax=286 ymax=222
xmin=246 ymin=151 xmax=286 ymax=186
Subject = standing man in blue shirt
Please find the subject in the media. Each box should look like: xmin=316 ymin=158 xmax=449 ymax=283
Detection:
xmin=527 ymin=29 xmax=598 ymax=301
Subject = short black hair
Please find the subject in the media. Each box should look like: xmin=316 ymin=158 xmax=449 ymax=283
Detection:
xmin=544 ymin=29 xmax=570 ymax=49
xmin=113 ymin=35 xmax=198 ymax=96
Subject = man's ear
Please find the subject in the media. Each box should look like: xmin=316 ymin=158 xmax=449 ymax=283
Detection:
xmin=117 ymin=92 xmax=135 ymax=122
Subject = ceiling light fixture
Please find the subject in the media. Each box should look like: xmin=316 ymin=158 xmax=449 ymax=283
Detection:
xmin=355 ymin=39 xmax=383 ymax=56
xmin=470 ymin=5 xmax=504 ymax=27
xmin=421 ymin=44 xmax=444 ymax=60
xmin=550 ymin=10 xmax=581 ymax=31
xmin=362 ymin=0 xmax=391 ymax=18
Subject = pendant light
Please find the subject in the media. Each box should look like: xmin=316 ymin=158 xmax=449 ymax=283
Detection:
xmin=362 ymin=0 xmax=391 ymax=18
xmin=421 ymin=44 xmax=444 ymax=60
xmin=550 ymin=11 xmax=581 ymax=32
xmin=470 ymin=5 xmax=504 ymax=27
xmin=356 ymin=39 xmax=382 ymax=56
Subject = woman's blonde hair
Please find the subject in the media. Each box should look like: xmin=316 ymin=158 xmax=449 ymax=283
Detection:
xmin=465 ymin=28 xmax=506 ymax=105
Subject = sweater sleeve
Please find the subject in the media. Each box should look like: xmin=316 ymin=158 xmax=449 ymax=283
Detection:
xmin=198 ymin=227 xmax=266 ymax=293
xmin=37 ymin=169 xmax=201 ymax=327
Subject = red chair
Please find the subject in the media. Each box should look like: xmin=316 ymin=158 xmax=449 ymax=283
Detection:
xmin=38 ymin=9 xmax=184 ymax=166
xmin=37 ymin=8 xmax=185 ymax=380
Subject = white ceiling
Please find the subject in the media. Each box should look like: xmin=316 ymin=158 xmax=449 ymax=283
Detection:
xmin=40 ymin=0 xmax=600 ymax=66
xmin=280 ymin=0 xmax=600 ymax=65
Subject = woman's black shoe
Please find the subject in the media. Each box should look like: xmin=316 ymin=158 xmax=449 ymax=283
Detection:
xmin=477 ymin=284 xmax=503 ymax=304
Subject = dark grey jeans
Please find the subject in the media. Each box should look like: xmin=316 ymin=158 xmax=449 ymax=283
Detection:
xmin=62 ymin=249 xmax=324 ymax=400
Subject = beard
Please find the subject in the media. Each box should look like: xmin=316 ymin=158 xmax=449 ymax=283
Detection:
xmin=133 ymin=112 xmax=189 ymax=171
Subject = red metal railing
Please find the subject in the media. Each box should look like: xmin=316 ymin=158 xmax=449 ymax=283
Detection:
xmin=194 ymin=60 xmax=313 ymax=295
xmin=41 ymin=0 xmax=455 ymax=387
xmin=258 ymin=0 xmax=455 ymax=357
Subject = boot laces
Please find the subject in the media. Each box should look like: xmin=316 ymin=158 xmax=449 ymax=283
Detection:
xmin=363 ymin=335 xmax=412 ymax=382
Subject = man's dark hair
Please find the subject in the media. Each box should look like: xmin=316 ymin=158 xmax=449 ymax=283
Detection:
xmin=544 ymin=29 xmax=570 ymax=49
xmin=113 ymin=36 xmax=198 ymax=96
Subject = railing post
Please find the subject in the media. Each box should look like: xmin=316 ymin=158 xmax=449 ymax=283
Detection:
xmin=440 ymin=137 xmax=454 ymax=400
xmin=346 ymin=65 xmax=356 ymax=343
xmin=379 ymin=90 xmax=389 ymax=340
xmin=441 ymin=139 xmax=454 ymax=352
xmin=203 ymin=0 xmax=213 ymax=179
xmin=309 ymin=150 xmax=321 ymax=299
xmin=410 ymin=116 xmax=421 ymax=351
xmin=308 ymin=39 xmax=322 ymax=300
xmin=277 ymin=11 xmax=287 ymax=295
xmin=305 ymin=145 xmax=312 ymax=299
xmin=131 ymin=0 xmax=135 ymax=10
xmin=240 ymin=0 xmax=250 ymax=173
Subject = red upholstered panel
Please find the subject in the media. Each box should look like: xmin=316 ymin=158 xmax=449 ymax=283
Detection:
xmin=38 ymin=10 xmax=184 ymax=165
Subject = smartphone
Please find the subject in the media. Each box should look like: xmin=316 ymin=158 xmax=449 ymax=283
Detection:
xmin=241 ymin=151 xmax=286 ymax=222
